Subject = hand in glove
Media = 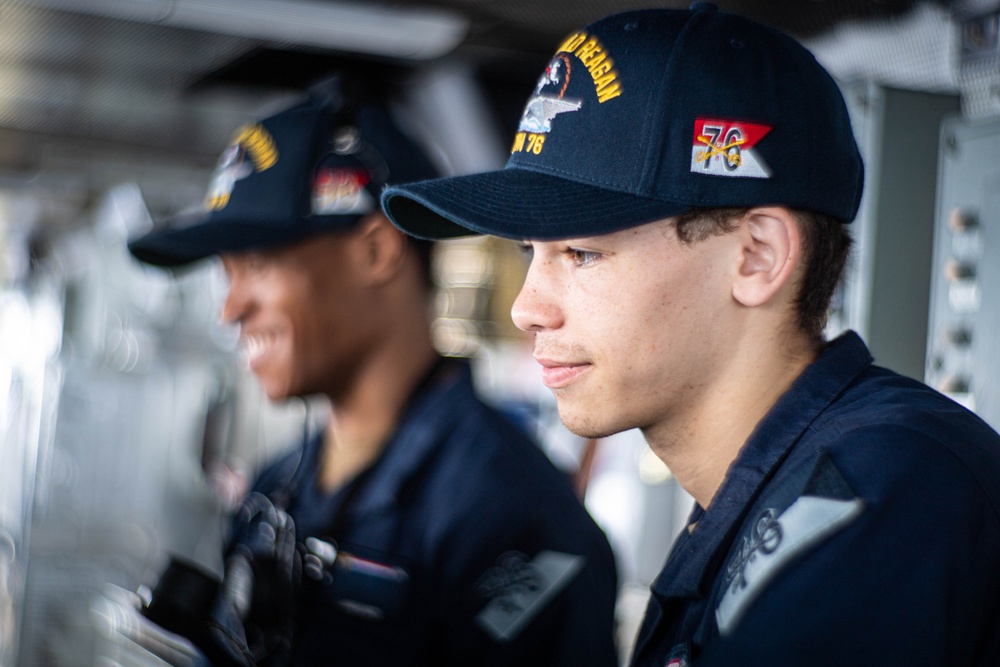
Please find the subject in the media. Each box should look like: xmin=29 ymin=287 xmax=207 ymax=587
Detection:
xmin=205 ymin=492 xmax=302 ymax=667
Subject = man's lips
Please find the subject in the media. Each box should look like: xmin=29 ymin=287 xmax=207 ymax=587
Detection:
xmin=536 ymin=357 xmax=592 ymax=389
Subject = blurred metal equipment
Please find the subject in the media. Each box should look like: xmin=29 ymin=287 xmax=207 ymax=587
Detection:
xmin=0 ymin=202 xmax=63 ymax=667
xmin=954 ymin=0 xmax=1000 ymax=119
xmin=926 ymin=116 xmax=1000 ymax=426
xmin=91 ymin=585 xmax=210 ymax=667
xmin=828 ymin=82 xmax=959 ymax=380
xmin=12 ymin=184 xmax=310 ymax=667
xmin=17 ymin=0 xmax=468 ymax=60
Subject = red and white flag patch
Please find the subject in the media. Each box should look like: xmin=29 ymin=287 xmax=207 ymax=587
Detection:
xmin=312 ymin=167 xmax=374 ymax=215
xmin=690 ymin=118 xmax=772 ymax=178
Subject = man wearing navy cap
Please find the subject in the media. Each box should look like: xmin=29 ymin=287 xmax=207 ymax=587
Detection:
xmin=382 ymin=5 xmax=1000 ymax=666
xmin=129 ymin=78 xmax=618 ymax=666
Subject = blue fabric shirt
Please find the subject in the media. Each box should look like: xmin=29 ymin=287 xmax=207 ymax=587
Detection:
xmin=249 ymin=359 xmax=619 ymax=666
xmin=631 ymin=331 xmax=1000 ymax=667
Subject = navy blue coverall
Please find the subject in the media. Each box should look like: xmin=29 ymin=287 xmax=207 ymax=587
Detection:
xmin=247 ymin=359 xmax=619 ymax=666
xmin=631 ymin=331 xmax=1000 ymax=666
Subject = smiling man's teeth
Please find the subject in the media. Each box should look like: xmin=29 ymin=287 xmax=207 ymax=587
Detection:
xmin=242 ymin=333 xmax=275 ymax=365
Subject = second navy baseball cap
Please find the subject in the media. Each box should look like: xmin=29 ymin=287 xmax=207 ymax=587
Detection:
xmin=129 ymin=78 xmax=439 ymax=267
xmin=381 ymin=4 xmax=864 ymax=241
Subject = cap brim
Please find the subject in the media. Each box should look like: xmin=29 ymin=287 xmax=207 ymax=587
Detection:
xmin=127 ymin=212 xmax=364 ymax=268
xmin=381 ymin=167 xmax=691 ymax=241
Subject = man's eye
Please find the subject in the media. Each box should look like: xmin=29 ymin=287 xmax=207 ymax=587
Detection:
xmin=243 ymin=252 xmax=269 ymax=273
xmin=516 ymin=242 xmax=535 ymax=262
xmin=569 ymin=249 xmax=602 ymax=266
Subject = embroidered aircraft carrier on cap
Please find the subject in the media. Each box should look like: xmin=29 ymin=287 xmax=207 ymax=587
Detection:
xmin=381 ymin=3 xmax=864 ymax=241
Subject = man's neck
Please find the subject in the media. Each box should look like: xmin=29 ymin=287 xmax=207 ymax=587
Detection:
xmin=644 ymin=335 xmax=819 ymax=509
xmin=318 ymin=339 xmax=439 ymax=494
xmin=317 ymin=424 xmax=383 ymax=492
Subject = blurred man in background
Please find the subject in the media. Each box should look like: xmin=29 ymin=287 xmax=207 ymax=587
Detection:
xmin=128 ymin=76 xmax=618 ymax=666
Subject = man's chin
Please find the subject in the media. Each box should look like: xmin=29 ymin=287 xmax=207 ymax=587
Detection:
xmin=556 ymin=407 xmax=620 ymax=441
xmin=258 ymin=378 xmax=296 ymax=403
xmin=263 ymin=390 xmax=290 ymax=403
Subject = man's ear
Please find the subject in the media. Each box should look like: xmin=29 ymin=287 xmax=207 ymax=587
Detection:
xmin=353 ymin=212 xmax=408 ymax=285
xmin=731 ymin=207 xmax=802 ymax=308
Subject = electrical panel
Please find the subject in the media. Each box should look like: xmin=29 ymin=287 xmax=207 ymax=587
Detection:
xmin=832 ymin=83 xmax=960 ymax=380
xmin=926 ymin=116 xmax=1000 ymax=428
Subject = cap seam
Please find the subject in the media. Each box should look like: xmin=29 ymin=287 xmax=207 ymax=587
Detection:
xmin=639 ymin=12 xmax=701 ymax=197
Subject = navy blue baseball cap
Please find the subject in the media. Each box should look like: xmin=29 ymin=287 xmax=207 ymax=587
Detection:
xmin=129 ymin=80 xmax=439 ymax=267
xmin=381 ymin=3 xmax=864 ymax=241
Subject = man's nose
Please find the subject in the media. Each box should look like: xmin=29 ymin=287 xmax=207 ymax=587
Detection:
xmin=511 ymin=259 xmax=564 ymax=333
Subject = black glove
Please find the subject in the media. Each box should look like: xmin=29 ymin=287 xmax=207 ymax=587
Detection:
xmin=204 ymin=492 xmax=303 ymax=667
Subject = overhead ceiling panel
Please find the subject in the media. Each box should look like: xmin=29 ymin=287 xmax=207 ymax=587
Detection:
xmin=0 ymin=0 xmax=970 ymax=227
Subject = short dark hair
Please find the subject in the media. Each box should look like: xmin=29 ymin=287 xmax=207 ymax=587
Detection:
xmin=673 ymin=208 xmax=853 ymax=343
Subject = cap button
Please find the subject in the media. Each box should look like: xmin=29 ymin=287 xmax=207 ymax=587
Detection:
xmin=690 ymin=2 xmax=719 ymax=11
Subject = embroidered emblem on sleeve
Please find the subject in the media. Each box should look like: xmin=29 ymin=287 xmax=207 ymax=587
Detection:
xmin=715 ymin=496 xmax=864 ymax=635
xmin=690 ymin=118 xmax=772 ymax=178
xmin=474 ymin=550 xmax=584 ymax=642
